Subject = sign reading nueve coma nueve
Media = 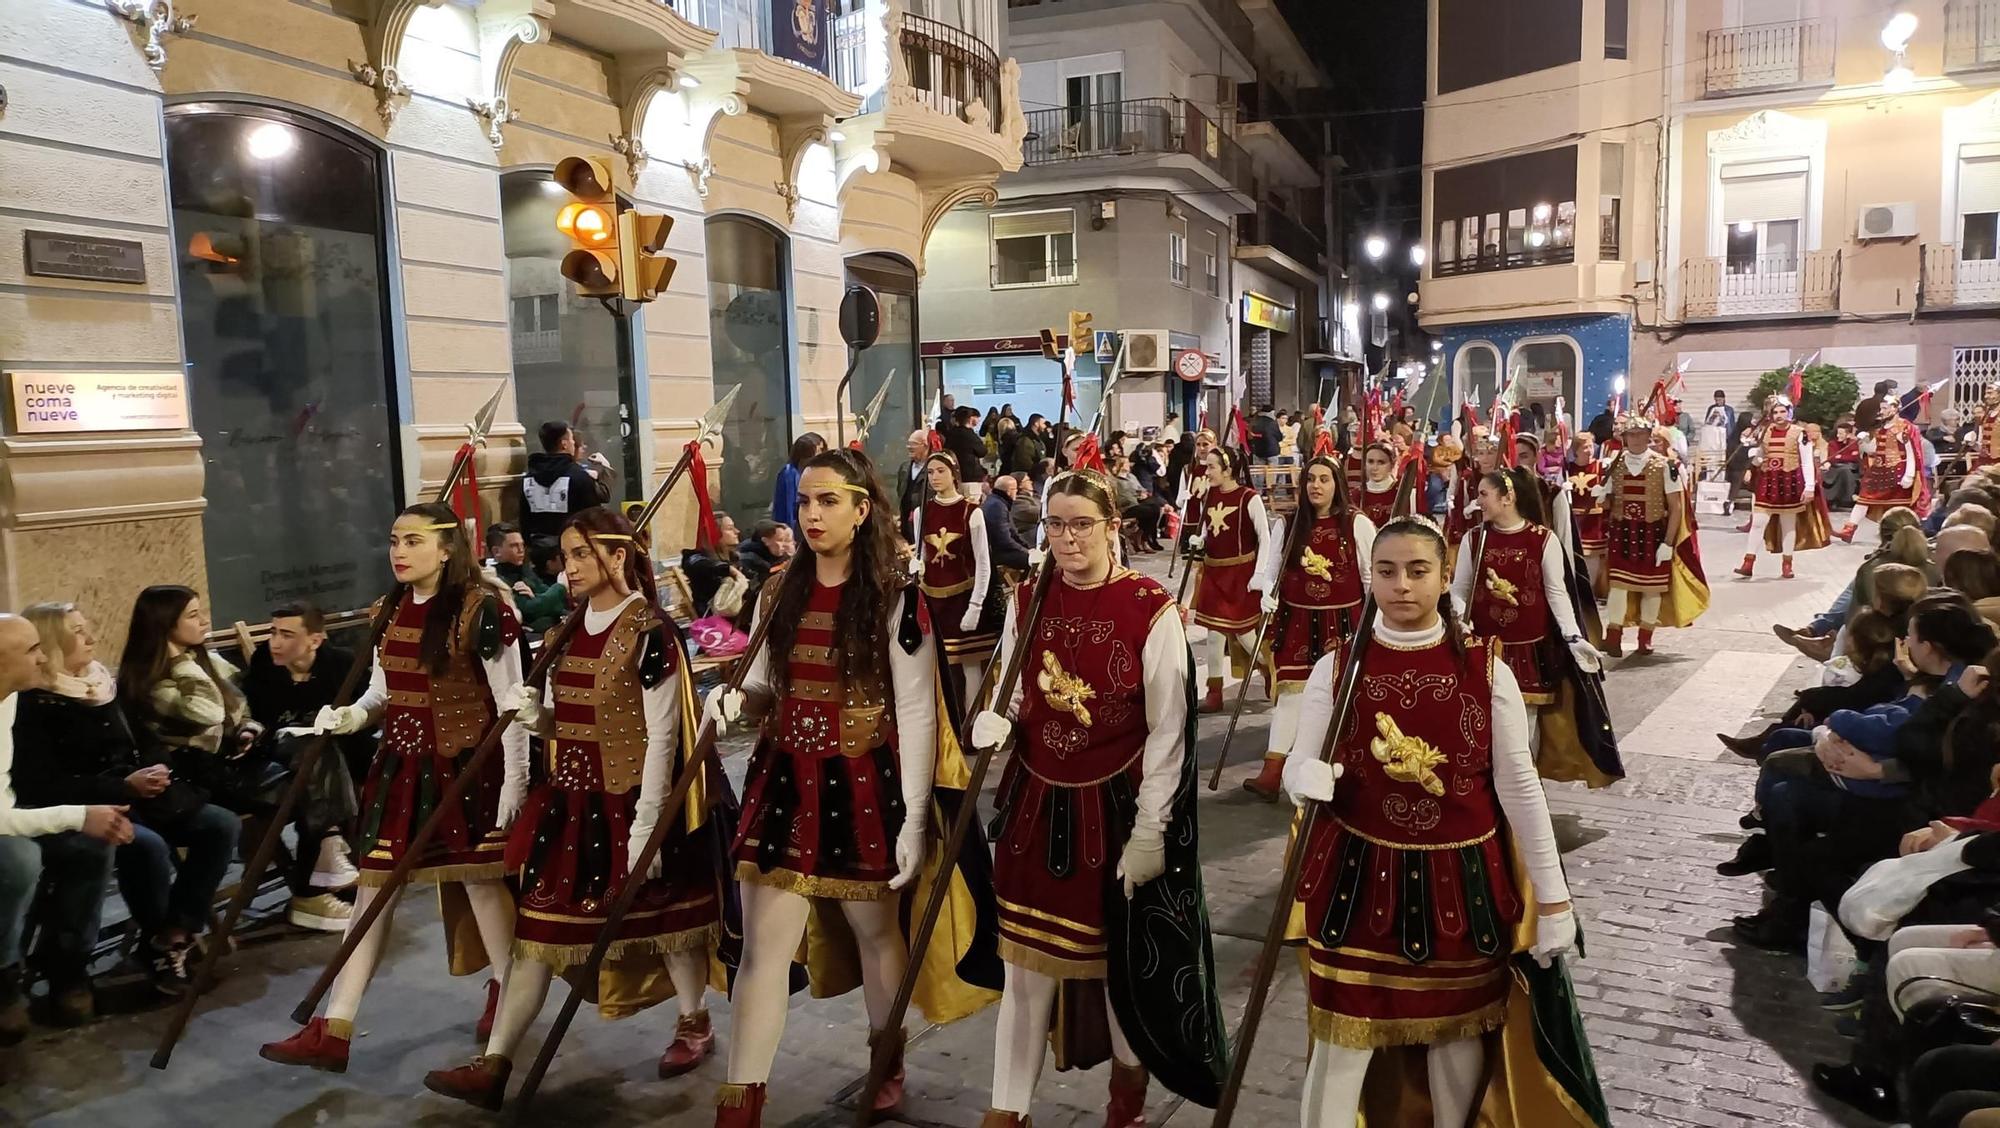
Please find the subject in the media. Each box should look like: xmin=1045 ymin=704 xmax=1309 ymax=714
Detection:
xmin=6 ymin=371 xmax=190 ymax=434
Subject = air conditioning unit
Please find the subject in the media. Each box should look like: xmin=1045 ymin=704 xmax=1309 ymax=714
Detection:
xmin=1214 ymin=75 xmax=1238 ymax=109
xmin=1124 ymin=330 xmax=1171 ymax=371
xmin=1857 ymin=202 xmax=1918 ymax=240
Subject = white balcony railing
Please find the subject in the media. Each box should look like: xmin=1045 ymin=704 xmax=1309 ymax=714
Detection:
xmin=1682 ymin=250 xmax=1841 ymax=318
xmin=511 ymin=327 xmax=561 ymax=366
xmin=1921 ymin=243 xmax=2000 ymax=307
xmin=1704 ymin=18 xmax=1835 ymax=95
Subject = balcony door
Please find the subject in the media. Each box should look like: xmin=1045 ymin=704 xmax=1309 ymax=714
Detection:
xmin=1719 ymin=160 xmax=1806 ymax=315
xmin=1061 ymin=56 xmax=1123 ymax=154
xmin=1958 ymin=146 xmax=2000 ymax=303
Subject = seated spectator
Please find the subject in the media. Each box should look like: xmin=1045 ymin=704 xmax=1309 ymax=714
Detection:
xmin=982 ymin=474 xmax=1031 ymax=573
xmin=243 ymin=602 xmax=362 ymax=933
xmin=1872 ymin=562 xmax=1931 ymax=639
xmin=1938 ymin=524 xmax=1991 ymax=575
xmin=1109 ymin=453 xmax=1165 ymax=551
xmin=1776 ymin=508 xmax=1930 ymax=662
xmin=1721 ymin=609 xmax=1905 ymax=758
xmin=737 ymin=519 xmax=794 ymax=621
xmin=681 ymin=513 xmax=747 ymax=618
xmin=1011 ymin=472 xmax=1041 ymax=546
xmin=485 ymin=522 xmax=540 ymax=601
xmin=1947 ymin=549 xmax=2000 ymax=629
xmin=0 ymin=611 xmax=130 ymax=1042
xmin=514 ymin=539 xmax=569 ymax=635
xmin=1947 ymin=503 xmax=1999 ymax=541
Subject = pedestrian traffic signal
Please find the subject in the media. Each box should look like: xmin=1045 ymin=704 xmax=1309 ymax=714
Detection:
xmin=1068 ymin=310 xmax=1094 ymax=353
xmin=620 ymin=211 xmax=674 ymax=303
xmin=554 ymin=156 xmax=620 ymax=298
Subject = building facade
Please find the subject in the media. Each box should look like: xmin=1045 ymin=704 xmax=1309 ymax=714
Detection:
xmin=1 ymin=0 xmax=1021 ymax=647
xmin=1422 ymin=0 xmax=2000 ymax=426
xmin=919 ymin=0 xmax=1341 ymax=437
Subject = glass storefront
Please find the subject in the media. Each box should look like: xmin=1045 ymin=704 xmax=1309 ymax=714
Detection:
xmin=499 ymin=171 xmax=640 ymax=496
xmin=704 ymin=215 xmax=794 ymax=526
xmin=165 ymin=105 xmax=400 ymax=624
xmin=844 ymin=253 xmax=921 ymax=473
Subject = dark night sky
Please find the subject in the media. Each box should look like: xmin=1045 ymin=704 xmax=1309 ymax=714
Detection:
xmin=1282 ymin=0 xmax=1427 ymax=247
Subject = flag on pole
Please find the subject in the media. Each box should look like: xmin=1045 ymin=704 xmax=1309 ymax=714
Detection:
xmin=1228 ymin=404 xmax=1252 ymax=451
xmin=1071 ymin=431 xmax=1107 ymax=473
xmin=1786 ymin=350 xmax=1820 ymax=405
xmin=1900 ymin=377 xmax=1952 ymax=420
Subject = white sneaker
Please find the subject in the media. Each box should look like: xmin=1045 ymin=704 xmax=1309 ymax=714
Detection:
xmin=310 ymin=835 xmax=359 ymax=891
xmin=287 ymin=892 xmax=353 ymax=932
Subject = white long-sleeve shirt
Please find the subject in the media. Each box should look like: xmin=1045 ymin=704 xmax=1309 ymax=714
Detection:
xmin=352 ymin=588 xmax=530 ymax=791
xmin=1289 ymin=618 xmax=1569 ymax=905
xmin=1252 ymin=511 xmax=1377 ymax=595
xmin=1228 ymin=490 xmax=1278 ymax=595
xmin=1449 ymin=520 xmax=1584 ymax=642
xmin=994 ymin=574 xmax=1189 ymax=835
xmin=0 ymin=694 xmax=85 ymax=837
xmin=911 ymin=495 xmax=992 ymax=615
xmin=1748 ymin=426 xmax=1818 ymax=492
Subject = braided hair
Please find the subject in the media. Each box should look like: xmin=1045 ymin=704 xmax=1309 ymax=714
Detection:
xmin=1479 ymin=465 xmax=1548 ymax=528
xmin=1372 ymin=515 xmax=1469 ymax=672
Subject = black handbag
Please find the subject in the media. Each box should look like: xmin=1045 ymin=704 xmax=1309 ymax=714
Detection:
xmin=1898 ymin=978 xmax=2000 ymax=1056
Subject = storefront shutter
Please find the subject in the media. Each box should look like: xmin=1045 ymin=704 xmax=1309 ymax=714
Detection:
xmin=1959 ymin=145 xmax=2000 ymax=216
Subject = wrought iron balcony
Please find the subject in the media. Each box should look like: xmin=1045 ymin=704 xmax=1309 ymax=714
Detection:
xmin=1682 ymin=249 xmax=1841 ymax=319
xmin=1022 ymin=97 xmax=1255 ymax=195
xmin=1238 ymin=205 xmax=1322 ymax=269
xmin=1703 ymin=18 xmax=1834 ymax=96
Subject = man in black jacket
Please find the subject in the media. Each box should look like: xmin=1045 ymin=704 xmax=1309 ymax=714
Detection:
xmin=984 ymin=474 xmax=1032 ymax=572
xmin=1248 ymin=405 xmax=1282 ymax=463
xmin=896 ymin=430 xmax=929 ymax=538
xmin=519 ymin=421 xmax=616 ymax=545
xmin=1586 ymin=396 xmax=1619 ymax=445
xmin=943 ymin=406 xmax=989 ymax=483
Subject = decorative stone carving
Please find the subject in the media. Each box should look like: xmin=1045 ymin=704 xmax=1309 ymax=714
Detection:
xmin=775 ymin=180 xmax=801 ymax=221
xmin=915 ymin=179 xmax=998 ymax=274
xmin=611 ymin=132 xmax=649 ymax=175
xmin=467 ymin=97 xmax=520 ymax=149
xmin=349 ymin=61 xmax=413 ymax=126
xmin=346 ymin=0 xmax=445 ymax=126
xmin=1708 ymin=108 xmax=1820 ymax=153
xmin=110 ymin=0 xmax=196 ymax=71
xmin=685 ymin=156 xmax=716 ymax=198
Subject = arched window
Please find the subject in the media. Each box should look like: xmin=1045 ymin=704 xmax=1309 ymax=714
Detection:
xmin=705 ymin=216 xmax=795 ymax=526
xmin=845 ymin=252 xmax=921 ymax=473
xmin=500 ymin=171 xmax=640 ymax=497
xmin=1455 ymin=342 xmax=1501 ymax=410
xmin=1510 ymin=338 xmax=1583 ymax=431
xmin=165 ymin=105 xmax=399 ymax=623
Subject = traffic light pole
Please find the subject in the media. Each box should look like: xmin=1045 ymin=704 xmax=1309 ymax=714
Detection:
xmin=598 ymin=296 xmax=645 ymax=501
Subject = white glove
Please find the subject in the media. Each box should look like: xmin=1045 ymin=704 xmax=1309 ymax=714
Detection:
xmin=1531 ymin=907 xmax=1578 ymax=968
xmin=907 ymin=551 xmax=924 ymax=578
xmin=1567 ymin=637 xmax=1603 ymax=674
xmin=626 ymin=830 xmax=662 ymax=881
xmin=497 ymin=778 xmax=527 ymax=829
xmin=971 ymin=709 xmax=1013 ymax=751
xmin=959 ymin=604 xmax=982 ymax=632
xmin=313 ymin=704 xmax=368 ymax=736
xmin=887 ymin=816 xmax=928 ymax=890
xmin=1188 ymin=534 xmax=1205 ymax=552
xmin=1282 ymin=757 xmax=1343 ymax=808
xmin=1463 ymin=499 xmax=1481 ymax=519
xmin=1028 ymin=547 xmax=1047 ymax=567
xmin=1117 ymin=824 xmax=1166 ymax=899
xmin=511 ymin=682 xmax=545 ymax=730
xmin=1590 ymin=482 xmax=1611 ymax=500
xmin=1655 ymin=541 xmax=1674 ymax=564
xmin=1259 ymin=591 xmax=1279 ymax=616
xmin=702 ymin=686 xmax=743 ymax=735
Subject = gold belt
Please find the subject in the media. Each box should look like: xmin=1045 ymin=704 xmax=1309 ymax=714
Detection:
xmin=921 ymin=579 xmax=974 ymax=598
xmin=1205 ymin=551 xmax=1257 ymax=567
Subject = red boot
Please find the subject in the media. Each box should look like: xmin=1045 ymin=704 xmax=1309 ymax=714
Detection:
xmin=1636 ymin=628 xmax=1656 ymax=655
xmin=1833 ymin=523 xmax=1857 ymax=543
xmin=1782 ymin=555 xmax=1795 ymax=579
xmin=1734 ymin=519 xmax=1752 ymax=533
xmin=1107 ymin=1060 xmax=1149 ymax=1128
xmin=475 ymin=978 xmax=500 ymax=1042
xmin=715 ymin=1083 xmax=767 ymax=1128
xmin=1241 ymin=755 xmax=1285 ymax=800
xmin=980 ymin=1112 xmax=1032 ymax=1128
xmin=1602 ymin=627 xmax=1623 ymax=658
xmin=659 ymin=1009 xmax=715 ymax=1078
xmin=423 ymin=1054 xmax=511 ymax=1111
xmin=1199 ymin=678 xmax=1225 ymax=714
xmin=1733 ymin=554 xmax=1755 ymax=578
xmin=259 ymin=1017 xmax=351 ymax=1073
xmin=868 ymin=1028 xmax=906 ymax=1121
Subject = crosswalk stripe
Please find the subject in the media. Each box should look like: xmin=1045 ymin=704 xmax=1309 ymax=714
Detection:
xmin=1616 ymin=650 xmax=1798 ymax=761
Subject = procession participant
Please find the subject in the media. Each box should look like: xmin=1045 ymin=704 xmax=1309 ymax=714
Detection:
xmin=1596 ymin=413 xmax=1687 ymax=657
xmin=969 ymin=470 xmax=1228 ymax=1128
xmin=911 ymin=450 xmax=1001 ymax=704
xmin=1241 ymin=455 xmax=1373 ymax=800
xmin=1976 ymin=385 xmax=2000 ymax=471
xmin=1173 ymin=429 xmax=1219 ymax=552
xmin=1735 ymin=395 xmax=1827 ymax=579
xmin=260 ymin=500 xmax=529 ymax=1073
xmin=1445 ymin=431 xmax=1500 ymax=566
xmin=1283 ymin=515 xmax=1591 ymax=1128
xmin=702 ymin=448 xmax=997 ymax=1128
xmin=1451 ymin=467 xmax=1621 ymax=787
xmin=1837 ymin=405 xmax=1928 ymax=544
xmin=1188 ymin=445 xmax=1277 ymax=713
xmin=422 ymin=508 xmax=725 ymax=1109
xmin=1355 ymin=442 xmax=1401 ymax=529
xmin=1566 ymin=433 xmax=1609 ymax=594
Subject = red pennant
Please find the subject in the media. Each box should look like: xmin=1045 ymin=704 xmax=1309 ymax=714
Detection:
xmin=1228 ymin=406 xmax=1252 ymax=452
xmin=450 ymin=442 xmax=482 ymax=546
xmin=927 ymin=430 xmax=944 ymax=453
xmin=686 ymin=439 xmax=720 ymax=550
xmin=1312 ymin=427 xmax=1335 ymax=458
xmin=1072 ymin=432 xmax=1107 ymax=472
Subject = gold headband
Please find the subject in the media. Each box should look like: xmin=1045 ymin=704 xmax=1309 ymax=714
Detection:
xmin=424 ymin=521 xmax=460 ymax=531
xmin=828 ymin=482 xmax=871 ymax=496
xmin=587 ymin=533 xmax=635 ymax=541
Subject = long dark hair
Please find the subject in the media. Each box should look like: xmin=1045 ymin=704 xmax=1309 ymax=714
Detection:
xmin=397 ymin=500 xmax=497 ymax=676
xmin=1283 ymin=455 xmax=1352 ymax=578
xmin=788 ymin=432 xmax=826 ymax=469
xmin=1372 ymin=516 xmax=1468 ymax=671
xmin=1944 ymin=643 xmax=2000 ymax=776
xmin=562 ymin=506 xmax=661 ymax=616
xmin=1909 ymin=592 xmax=1998 ymax=667
xmin=117 ymin=584 xmax=242 ymax=726
xmin=924 ymin=450 xmax=962 ymax=487
xmin=763 ymin=448 xmax=905 ymax=698
xmin=1481 ymin=465 xmax=1548 ymax=528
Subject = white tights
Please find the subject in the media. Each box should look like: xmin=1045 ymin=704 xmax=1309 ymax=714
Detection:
xmin=325 ymin=878 xmax=515 ymax=1024
xmin=482 ymin=946 xmax=709 ymax=1060
xmin=1744 ymin=509 xmax=1798 ymax=556
xmin=990 ymin=963 xmax=1139 ymax=1115
xmin=1603 ymin=589 xmax=1660 ymax=631
xmin=725 ymin=881 xmax=908 ymax=1085
xmin=1265 ymin=691 xmax=1304 ymax=758
xmin=1842 ymin=508 xmax=1882 ymax=544
xmin=1205 ymin=629 xmax=1254 ymax=686
xmin=961 ymin=658 xmax=988 ymax=713
xmin=1299 ymin=1036 xmax=1484 ymax=1128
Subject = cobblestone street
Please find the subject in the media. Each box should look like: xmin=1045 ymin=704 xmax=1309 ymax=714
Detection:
xmin=0 ymin=526 xmax=1882 ymax=1128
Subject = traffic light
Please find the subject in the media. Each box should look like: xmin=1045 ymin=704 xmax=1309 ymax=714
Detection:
xmin=1067 ymin=310 xmax=1094 ymax=354
xmin=621 ymin=211 xmax=674 ymax=302
xmin=554 ymin=155 xmax=620 ymax=298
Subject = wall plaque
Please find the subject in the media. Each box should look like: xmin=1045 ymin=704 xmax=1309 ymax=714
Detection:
xmin=7 ymin=371 xmax=189 ymax=434
xmin=23 ymin=231 xmax=147 ymax=284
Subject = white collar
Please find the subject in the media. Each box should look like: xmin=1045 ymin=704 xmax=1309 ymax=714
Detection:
xmin=1373 ymin=618 xmax=1445 ymax=647
xmin=1364 ymin=478 xmax=1396 ymax=493
xmin=1490 ymin=518 xmax=1528 ymax=534
xmin=1621 ymin=449 xmax=1651 ymax=472
xmin=584 ymin=591 xmax=642 ymax=634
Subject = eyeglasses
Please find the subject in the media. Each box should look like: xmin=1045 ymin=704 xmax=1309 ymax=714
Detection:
xmin=1041 ymin=517 xmax=1112 ymax=539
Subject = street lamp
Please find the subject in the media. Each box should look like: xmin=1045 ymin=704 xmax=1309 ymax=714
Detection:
xmin=1371 ymin=292 xmax=1390 ymax=312
xmin=1430 ymin=339 xmax=1443 ymax=352
xmin=1884 ymin=60 xmax=1915 ymax=91
xmin=1410 ymin=245 xmax=1428 ymax=268
xmin=1364 ymin=234 xmax=1388 ymax=262
xmin=1882 ymin=10 xmax=1918 ymax=51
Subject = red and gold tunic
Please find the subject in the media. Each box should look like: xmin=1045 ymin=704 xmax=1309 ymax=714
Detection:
xmin=1604 ymin=452 xmax=1674 ymax=594
xmin=1357 ymin=482 xmax=1399 ymax=529
xmin=505 ymin=601 xmax=719 ymax=984
xmin=1272 ymin=512 xmax=1366 ymax=689
xmin=1977 ymin=411 xmax=2000 ymax=470
xmin=991 ymin=570 xmax=1173 ymax=979
xmin=1467 ymin=524 xmax=1559 ymax=705
xmin=1342 ymin=451 xmax=1366 ymax=506
xmin=1294 ymin=635 xmax=1521 ymax=1049
xmin=921 ymin=495 xmax=998 ymax=663
xmin=1191 ymin=483 xmax=1262 ymax=634
xmin=357 ymin=586 xmax=517 ymax=885
xmin=1859 ymin=420 xmax=1925 ymax=517
xmin=732 ymin=579 xmax=907 ymax=899
xmin=1565 ymin=458 xmax=1607 ymax=555
xmin=1753 ymin=422 xmax=1808 ymax=513
xmin=1444 ymin=468 xmax=1479 ymax=558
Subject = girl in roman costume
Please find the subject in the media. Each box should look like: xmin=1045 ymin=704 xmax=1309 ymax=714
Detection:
xmin=1564 ymin=433 xmax=1608 ymax=596
xmin=1188 ymin=444 xmax=1277 ymax=714
xmin=1281 ymin=515 xmax=1604 ymax=1128
xmin=1355 ymin=442 xmax=1402 ymax=529
xmin=260 ymin=501 xmax=528 ymax=1073
xmin=1444 ymin=432 xmax=1500 ymax=567
xmin=1734 ymin=395 xmax=1830 ymax=579
xmin=969 ymin=470 xmax=1228 ymax=1128
xmin=1594 ymin=414 xmax=1704 ymax=657
xmin=701 ymin=448 xmax=998 ymax=1128
xmin=1241 ymin=455 xmax=1373 ymax=800
xmin=422 ymin=507 xmax=726 ymax=1108
xmin=1452 ymin=467 xmax=1622 ymax=788
xmin=911 ymin=450 xmax=1002 ymax=705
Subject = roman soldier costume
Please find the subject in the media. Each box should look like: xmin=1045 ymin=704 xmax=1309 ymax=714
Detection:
xmin=1598 ymin=416 xmax=1707 ymax=655
xmin=1565 ymin=451 xmax=1608 ymax=559
xmin=1978 ymin=391 xmax=2000 ymax=470
xmin=1189 ymin=480 xmax=1274 ymax=711
xmin=1736 ymin=397 xmax=1828 ymax=578
xmin=1839 ymin=416 xmax=1927 ymax=539
xmin=914 ymin=490 xmax=1001 ymax=666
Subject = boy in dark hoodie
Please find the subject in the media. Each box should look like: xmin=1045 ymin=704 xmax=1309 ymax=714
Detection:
xmin=518 ymin=421 xmax=614 ymax=545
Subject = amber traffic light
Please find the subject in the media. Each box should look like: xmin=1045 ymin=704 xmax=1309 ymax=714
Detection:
xmin=551 ymin=155 xmax=673 ymax=304
xmin=1067 ymin=310 xmax=1094 ymax=354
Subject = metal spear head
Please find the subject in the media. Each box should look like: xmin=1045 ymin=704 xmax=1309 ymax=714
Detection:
xmin=852 ymin=368 xmax=897 ymax=445
xmin=465 ymin=380 xmax=507 ymax=446
xmin=697 ymin=384 xmax=741 ymax=447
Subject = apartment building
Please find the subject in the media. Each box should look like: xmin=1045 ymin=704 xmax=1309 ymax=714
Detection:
xmin=1422 ymin=0 xmax=2000 ymax=425
xmin=919 ymin=0 xmax=1342 ymax=434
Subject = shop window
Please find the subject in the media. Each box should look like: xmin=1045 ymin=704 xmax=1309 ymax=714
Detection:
xmin=1170 ymin=216 xmax=1188 ymax=287
xmin=1456 ymin=342 xmax=1501 ymax=408
xmin=705 ymin=215 xmax=795 ymax=528
xmin=991 ymin=209 xmax=1076 ymax=286
xmin=500 ymin=171 xmax=640 ymax=496
xmin=165 ymin=105 xmax=400 ymax=624
xmin=845 ymin=252 xmax=922 ymax=474
xmin=1510 ymin=339 xmax=1581 ymax=430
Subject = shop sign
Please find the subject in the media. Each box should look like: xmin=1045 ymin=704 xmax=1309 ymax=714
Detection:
xmin=23 ymin=231 xmax=146 ymax=284
xmin=989 ymin=365 xmax=1016 ymax=394
xmin=1240 ymin=292 xmax=1296 ymax=333
xmin=922 ymin=335 xmax=1069 ymax=358
xmin=7 ymin=370 xmax=189 ymax=434
xmin=769 ymin=0 xmax=830 ymax=75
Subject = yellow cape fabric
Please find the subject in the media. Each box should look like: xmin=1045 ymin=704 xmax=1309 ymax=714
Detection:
xmin=1533 ymin=679 xmax=1617 ymax=790
xmin=1765 ymin=491 xmax=1833 ymax=554
xmin=1613 ymin=492 xmax=1709 ymax=629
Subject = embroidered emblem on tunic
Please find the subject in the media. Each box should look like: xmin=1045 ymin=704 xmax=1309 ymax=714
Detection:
xmin=1483 ymin=567 xmax=1519 ymax=607
xmin=1301 ymin=545 xmax=1334 ymax=581
xmin=925 ymin=528 xmax=962 ymax=562
xmin=1205 ymin=503 xmax=1238 ymax=537
xmin=1371 ymin=713 xmax=1446 ymax=797
xmin=1037 ymin=650 xmax=1096 ymax=727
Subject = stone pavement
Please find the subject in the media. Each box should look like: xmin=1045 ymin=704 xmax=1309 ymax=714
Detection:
xmin=0 ymin=525 xmax=1882 ymax=1128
